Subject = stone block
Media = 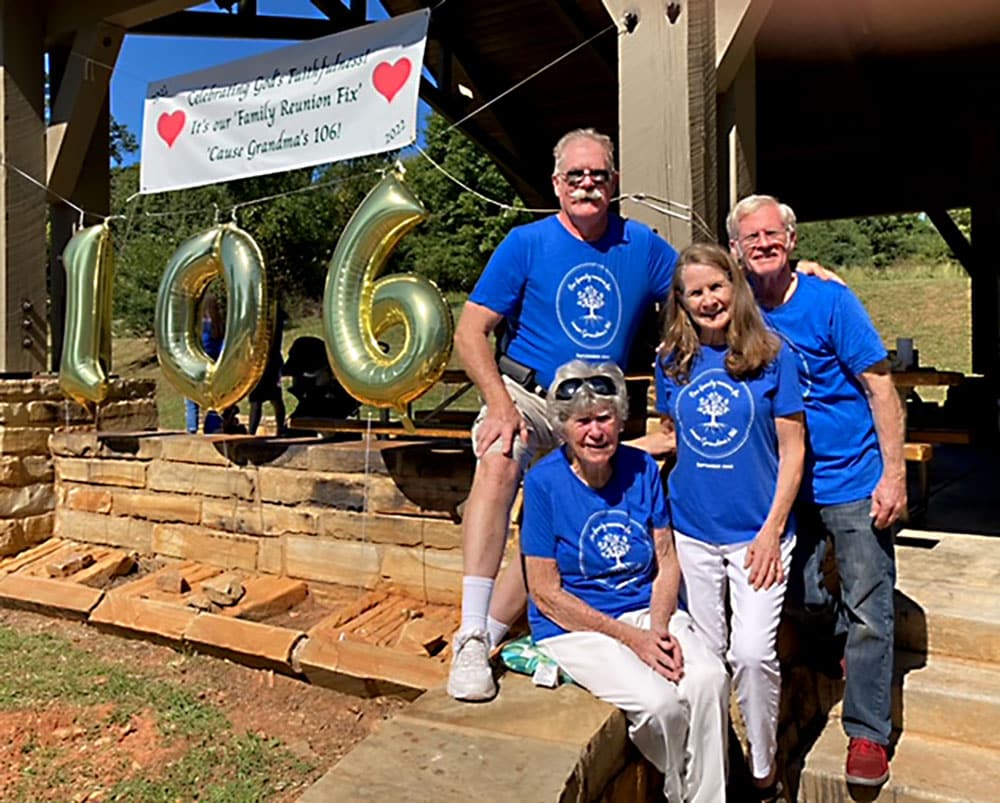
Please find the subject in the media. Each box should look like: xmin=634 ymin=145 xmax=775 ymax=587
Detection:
xmin=90 ymin=593 xmax=196 ymax=642
xmin=27 ymin=399 xmax=91 ymax=425
xmin=58 ymin=458 xmax=146 ymax=488
xmin=104 ymin=377 xmax=157 ymax=401
xmin=158 ymin=436 xmax=235 ymax=467
xmin=315 ymin=510 xmax=460 ymax=550
xmin=257 ymin=467 xmax=414 ymax=513
xmin=111 ymin=489 xmax=201 ymax=524
xmin=0 ymin=455 xmax=53 ymax=487
xmin=283 ymin=533 xmax=381 ymax=587
xmin=184 ymin=613 xmax=304 ymax=667
xmin=0 ymin=519 xmax=27 ymax=557
xmin=258 ymin=537 xmax=284 ymax=575
xmin=49 ymin=431 xmax=101 ymax=458
xmin=151 ymin=523 xmax=259 ymax=570
xmin=0 ymin=402 xmax=29 ymax=426
xmin=259 ymin=504 xmax=319 ymax=536
xmin=304 ymin=442 xmax=390 ymax=475
xmin=0 ymin=483 xmax=55 ymax=518
xmin=0 ymin=377 xmax=63 ymax=402
xmin=200 ymin=498 xmax=264 ymax=535
xmin=96 ymin=433 xmax=163 ymax=460
xmin=0 ymin=573 xmax=104 ymax=615
xmin=98 ymin=399 xmax=158 ymax=430
xmin=56 ymin=509 xmax=152 ymax=552
xmin=379 ymin=544 xmax=462 ymax=604
xmin=147 ymin=461 xmax=255 ymax=500
xmin=21 ymin=513 xmax=53 ymax=544
xmin=65 ymin=485 xmax=113 ymax=514
xmin=0 ymin=427 xmax=52 ymax=455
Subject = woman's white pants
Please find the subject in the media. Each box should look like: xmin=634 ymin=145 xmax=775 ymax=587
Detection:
xmin=538 ymin=609 xmax=729 ymax=803
xmin=674 ymin=530 xmax=795 ymax=781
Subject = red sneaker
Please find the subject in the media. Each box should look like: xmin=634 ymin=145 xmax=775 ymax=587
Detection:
xmin=845 ymin=737 xmax=890 ymax=786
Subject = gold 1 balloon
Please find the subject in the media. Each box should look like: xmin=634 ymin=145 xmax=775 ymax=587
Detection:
xmin=322 ymin=171 xmax=453 ymax=415
xmin=59 ymin=222 xmax=115 ymax=407
xmin=154 ymin=223 xmax=273 ymax=413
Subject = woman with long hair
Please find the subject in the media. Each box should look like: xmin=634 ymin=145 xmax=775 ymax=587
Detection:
xmin=655 ymin=242 xmax=805 ymax=799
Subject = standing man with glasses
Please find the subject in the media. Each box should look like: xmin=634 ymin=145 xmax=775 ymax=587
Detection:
xmin=728 ymin=194 xmax=905 ymax=787
xmin=447 ymin=128 xmax=680 ymax=701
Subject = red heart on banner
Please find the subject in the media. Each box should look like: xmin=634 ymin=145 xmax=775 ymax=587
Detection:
xmin=157 ymin=111 xmax=186 ymax=148
xmin=372 ymin=58 xmax=411 ymax=103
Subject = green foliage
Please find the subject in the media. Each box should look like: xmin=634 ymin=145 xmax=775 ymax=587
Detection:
xmin=110 ymin=119 xmax=139 ymax=166
xmin=391 ymin=113 xmax=531 ymax=291
xmin=797 ymin=212 xmax=959 ymax=269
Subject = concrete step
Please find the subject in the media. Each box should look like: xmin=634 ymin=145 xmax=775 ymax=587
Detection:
xmin=828 ymin=651 xmax=1000 ymax=752
xmin=895 ymin=532 xmax=1000 ymax=663
xmin=799 ymin=723 xmax=1000 ymax=802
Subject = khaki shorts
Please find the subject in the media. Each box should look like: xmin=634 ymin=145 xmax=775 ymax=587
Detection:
xmin=471 ymin=377 xmax=562 ymax=475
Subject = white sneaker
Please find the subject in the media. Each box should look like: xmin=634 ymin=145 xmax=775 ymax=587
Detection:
xmin=447 ymin=629 xmax=496 ymax=701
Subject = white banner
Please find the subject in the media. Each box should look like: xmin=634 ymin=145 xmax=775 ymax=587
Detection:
xmin=139 ymin=10 xmax=429 ymax=193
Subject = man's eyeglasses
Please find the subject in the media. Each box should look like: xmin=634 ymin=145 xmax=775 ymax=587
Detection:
xmin=554 ymin=374 xmax=618 ymax=401
xmin=739 ymin=228 xmax=789 ymax=248
xmin=560 ymin=168 xmax=613 ymax=187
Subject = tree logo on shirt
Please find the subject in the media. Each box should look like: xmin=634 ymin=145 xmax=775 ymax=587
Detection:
xmin=675 ymin=368 xmax=754 ymax=459
xmin=578 ymin=509 xmax=653 ymax=590
xmin=556 ymin=263 xmax=622 ymax=350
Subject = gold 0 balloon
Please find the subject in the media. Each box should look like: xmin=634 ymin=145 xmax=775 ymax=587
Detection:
xmin=322 ymin=172 xmax=453 ymax=413
xmin=154 ymin=224 xmax=273 ymax=413
xmin=59 ymin=223 xmax=115 ymax=407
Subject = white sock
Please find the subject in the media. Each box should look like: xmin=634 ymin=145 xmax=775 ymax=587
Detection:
xmin=460 ymin=576 xmax=494 ymax=635
xmin=487 ymin=616 xmax=509 ymax=650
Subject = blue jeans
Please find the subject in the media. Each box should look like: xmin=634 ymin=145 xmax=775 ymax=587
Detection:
xmin=792 ymin=497 xmax=896 ymax=745
xmin=185 ymin=399 xmax=221 ymax=434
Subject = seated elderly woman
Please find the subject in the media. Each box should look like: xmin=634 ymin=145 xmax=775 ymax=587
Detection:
xmin=522 ymin=359 xmax=729 ymax=803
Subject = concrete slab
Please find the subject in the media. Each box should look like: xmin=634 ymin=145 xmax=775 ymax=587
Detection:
xmin=800 ymin=722 xmax=1000 ymax=802
xmin=297 ymin=717 xmax=593 ymax=803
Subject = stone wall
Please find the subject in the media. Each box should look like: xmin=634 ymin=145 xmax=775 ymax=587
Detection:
xmin=0 ymin=376 xmax=156 ymax=556
xmin=50 ymin=432 xmax=477 ymax=604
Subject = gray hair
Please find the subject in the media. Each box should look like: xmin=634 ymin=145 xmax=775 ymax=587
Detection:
xmin=726 ymin=194 xmax=797 ymax=241
xmin=552 ymin=128 xmax=615 ymax=176
xmin=546 ymin=360 xmax=629 ymax=439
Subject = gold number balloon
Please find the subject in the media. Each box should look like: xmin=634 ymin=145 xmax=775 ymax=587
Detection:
xmin=59 ymin=223 xmax=115 ymax=407
xmin=154 ymin=224 xmax=273 ymax=412
xmin=322 ymin=172 xmax=453 ymax=414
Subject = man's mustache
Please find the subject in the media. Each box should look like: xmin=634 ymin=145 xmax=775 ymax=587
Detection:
xmin=570 ymin=188 xmax=604 ymax=201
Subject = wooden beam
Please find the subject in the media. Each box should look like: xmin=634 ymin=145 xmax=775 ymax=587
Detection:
xmin=47 ymin=23 xmax=123 ymax=200
xmin=132 ymin=10 xmax=354 ymax=40
xmin=605 ymin=0 xmax=718 ymax=244
xmin=926 ymin=208 xmax=975 ymax=277
xmin=45 ymin=0 xmax=192 ymax=44
xmin=0 ymin=1 xmax=47 ymax=373
xmin=715 ymin=0 xmax=771 ymax=93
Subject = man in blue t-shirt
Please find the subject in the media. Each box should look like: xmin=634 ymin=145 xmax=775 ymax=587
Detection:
xmin=447 ymin=128 xmax=678 ymax=701
xmin=728 ymin=194 xmax=906 ymax=788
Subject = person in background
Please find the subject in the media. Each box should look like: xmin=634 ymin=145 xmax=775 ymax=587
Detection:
xmin=248 ymin=305 xmax=287 ymax=436
xmin=185 ymin=291 xmax=224 ymax=434
xmin=653 ymin=243 xmax=805 ymax=799
xmin=523 ymin=359 xmax=729 ymax=803
xmin=729 ymin=193 xmax=905 ymax=788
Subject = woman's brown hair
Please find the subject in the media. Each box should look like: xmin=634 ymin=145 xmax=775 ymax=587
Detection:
xmin=659 ymin=242 xmax=780 ymax=384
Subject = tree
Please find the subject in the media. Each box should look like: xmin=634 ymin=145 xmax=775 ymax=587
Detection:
xmin=697 ymin=391 xmax=729 ymax=428
xmin=391 ymin=112 xmax=531 ymax=291
xmin=110 ymin=119 xmax=138 ymax=166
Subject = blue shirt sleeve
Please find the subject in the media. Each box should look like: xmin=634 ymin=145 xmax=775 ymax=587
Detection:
xmin=468 ymin=226 xmax=529 ymax=317
xmin=646 ymin=454 xmax=671 ymax=530
xmin=654 ymin=355 xmax=675 ymax=416
xmin=648 ymin=233 xmax=679 ymax=301
xmin=773 ymin=344 xmax=805 ymax=418
xmin=520 ymin=467 xmax=556 ymax=559
xmin=830 ymin=286 xmax=888 ymax=375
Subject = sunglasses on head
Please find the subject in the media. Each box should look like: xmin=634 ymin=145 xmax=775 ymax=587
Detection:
xmin=561 ymin=168 xmax=612 ymax=187
xmin=554 ymin=374 xmax=618 ymax=401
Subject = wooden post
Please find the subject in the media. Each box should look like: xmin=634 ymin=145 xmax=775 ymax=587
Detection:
xmin=0 ymin=2 xmax=47 ymax=373
xmin=603 ymin=0 xmax=718 ymax=246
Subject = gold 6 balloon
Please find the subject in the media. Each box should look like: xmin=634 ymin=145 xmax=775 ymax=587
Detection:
xmin=57 ymin=171 xmax=454 ymax=417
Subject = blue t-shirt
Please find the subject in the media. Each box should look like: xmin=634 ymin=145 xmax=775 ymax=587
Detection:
xmin=760 ymin=274 xmax=887 ymax=505
xmin=521 ymin=444 xmax=671 ymax=642
xmin=655 ymin=343 xmax=803 ymax=545
xmin=469 ymin=214 xmax=678 ymax=387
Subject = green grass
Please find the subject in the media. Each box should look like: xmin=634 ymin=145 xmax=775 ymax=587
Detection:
xmin=0 ymin=626 xmax=312 ymax=801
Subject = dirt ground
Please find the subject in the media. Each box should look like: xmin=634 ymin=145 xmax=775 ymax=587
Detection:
xmin=0 ymin=605 xmax=408 ymax=802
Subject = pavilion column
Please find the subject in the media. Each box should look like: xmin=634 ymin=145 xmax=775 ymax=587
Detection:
xmin=603 ymin=0 xmax=718 ymax=246
xmin=0 ymin=2 xmax=47 ymax=373
xmin=717 ymin=52 xmax=756 ymax=235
